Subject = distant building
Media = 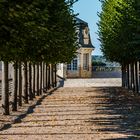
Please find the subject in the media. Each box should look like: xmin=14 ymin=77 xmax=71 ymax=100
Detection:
xmin=57 ymin=18 xmax=94 ymax=78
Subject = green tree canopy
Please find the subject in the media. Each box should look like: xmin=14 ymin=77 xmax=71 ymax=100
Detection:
xmin=0 ymin=0 xmax=77 ymax=63
xmin=98 ymin=0 xmax=140 ymax=65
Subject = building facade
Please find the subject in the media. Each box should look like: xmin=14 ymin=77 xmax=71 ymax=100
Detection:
xmin=57 ymin=18 xmax=94 ymax=78
xmin=66 ymin=18 xmax=94 ymax=78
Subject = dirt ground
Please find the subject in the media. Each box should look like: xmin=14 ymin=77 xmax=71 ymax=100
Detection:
xmin=0 ymin=85 xmax=140 ymax=139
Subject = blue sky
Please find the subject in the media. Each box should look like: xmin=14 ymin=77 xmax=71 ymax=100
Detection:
xmin=72 ymin=0 xmax=102 ymax=55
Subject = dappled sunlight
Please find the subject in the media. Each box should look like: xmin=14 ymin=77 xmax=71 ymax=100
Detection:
xmin=0 ymin=87 xmax=139 ymax=139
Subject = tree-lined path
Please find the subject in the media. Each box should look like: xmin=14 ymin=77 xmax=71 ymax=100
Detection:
xmin=0 ymin=78 xmax=140 ymax=139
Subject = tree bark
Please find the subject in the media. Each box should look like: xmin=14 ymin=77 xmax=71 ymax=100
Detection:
xmin=40 ymin=62 xmax=42 ymax=95
xmin=36 ymin=63 xmax=39 ymax=96
xmin=29 ymin=63 xmax=33 ymax=100
xmin=127 ymin=64 xmax=129 ymax=89
xmin=2 ymin=61 xmax=9 ymax=115
xmin=23 ymin=61 xmax=28 ymax=103
xmin=54 ymin=64 xmax=57 ymax=87
xmin=122 ymin=64 xmax=126 ymax=87
xmin=18 ymin=62 xmax=22 ymax=106
xmin=129 ymin=63 xmax=132 ymax=90
xmin=42 ymin=63 xmax=45 ymax=92
xmin=12 ymin=61 xmax=18 ymax=111
xmin=131 ymin=63 xmax=135 ymax=91
xmin=51 ymin=65 xmax=54 ymax=88
xmin=46 ymin=64 xmax=48 ymax=91
xmin=32 ymin=64 xmax=35 ymax=98
xmin=128 ymin=64 xmax=132 ymax=90
xmin=48 ymin=65 xmax=51 ymax=89
xmin=135 ymin=61 xmax=139 ymax=93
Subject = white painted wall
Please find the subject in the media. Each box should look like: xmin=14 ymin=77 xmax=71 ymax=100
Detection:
xmin=57 ymin=63 xmax=66 ymax=79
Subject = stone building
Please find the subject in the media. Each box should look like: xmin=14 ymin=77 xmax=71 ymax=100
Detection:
xmin=67 ymin=18 xmax=94 ymax=78
xmin=57 ymin=18 xmax=94 ymax=78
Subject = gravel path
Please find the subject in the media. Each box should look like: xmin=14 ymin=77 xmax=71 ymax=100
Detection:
xmin=0 ymin=78 xmax=140 ymax=139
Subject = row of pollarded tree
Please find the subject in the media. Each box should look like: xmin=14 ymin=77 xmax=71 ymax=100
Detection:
xmin=122 ymin=62 xmax=140 ymax=93
xmin=2 ymin=62 xmax=57 ymax=115
xmin=0 ymin=0 xmax=78 ymax=115
xmin=98 ymin=0 xmax=140 ymax=93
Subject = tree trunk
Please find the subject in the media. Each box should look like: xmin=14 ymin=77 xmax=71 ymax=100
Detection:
xmin=32 ymin=64 xmax=35 ymax=98
xmin=12 ymin=61 xmax=18 ymax=111
xmin=125 ymin=64 xmax=128 ymax=88
xmin=129 ymin=64 xmax=132 ymax=90
xmin=122 ymin=64 xmax=126 ymax=87
xmin=131 ymin=63 xmax=135 ymax=91
xmin=138 ymin=61 xmax=140 ymax=93
xmin=127 ymin=64 xmax=129 ymax=89
xmin=18 ymin=62 xmax=22 ymax=106
xmin=121 ymin=65 xmax=124 ymax=87
xmin=135 ymin=61 xmax=139 ymax=93
xmin=46 ymin=64 xmax=48 ymax=91
xmin=54 ymin=64 xmax=57 ymax=87
xmin=36 ymin=63 xmax=39 ymax=96
xmin=23 ymin=62 xmax=28 ymax=103
xmin=42 ymin=63 xmax=45 ymax=92
xmin=51 ymin=65 xmax=54 ymax=88
xmin=2 ymin=61 xmax=9 ymax=115
xmin=128 ymin=64 xmax=132 ymax=90
xmin=40 ymin=62 xmax=42 ymax=95
xmin=29 ymin=63 xmax=33 ymax=100
xmin=48 ymin=65 xmax=51 ymax=89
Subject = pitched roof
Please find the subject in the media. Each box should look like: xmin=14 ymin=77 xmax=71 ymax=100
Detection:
xmin=76 ymin=17 xmax=88 ymax=26
xmin=76 ymin=17 xmax=95 ymax=49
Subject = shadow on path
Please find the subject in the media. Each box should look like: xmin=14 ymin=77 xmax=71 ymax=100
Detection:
xmin=87 ymin=87 xmax=140 ymax=140
xmin=0 ymin=87 xmax=59 ymax=132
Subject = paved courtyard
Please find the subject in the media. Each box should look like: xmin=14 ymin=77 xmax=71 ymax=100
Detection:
xmin=64 ymin=78 xmax=121 ymax=87
xmin=64 ymin=71 xmax=122 ymax=87
xmin=0 ymin=87 xmax=132 ymax=140
xmin=0 ymin=73 xmax=140 ymax=140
